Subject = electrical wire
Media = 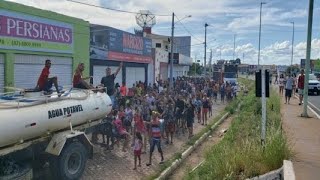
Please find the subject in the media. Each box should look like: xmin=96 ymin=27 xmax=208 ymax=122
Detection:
xmin=66 ymin=0 xmax=171 ymax=16
xmin=174 ymin=15 xmax=204 ymax=43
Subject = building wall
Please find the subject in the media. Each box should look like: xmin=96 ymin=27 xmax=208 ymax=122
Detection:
xmin=0 ymin=1 xmax=89 ymax=88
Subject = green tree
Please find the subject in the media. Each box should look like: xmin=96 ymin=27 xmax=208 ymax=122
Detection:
xmin=188 ymin=63 xmax=202 ymax=75
xmin=314 ymin=59 xmax=320 ymax=71
xmin=286 ymin=65 xmax=300 ymax=75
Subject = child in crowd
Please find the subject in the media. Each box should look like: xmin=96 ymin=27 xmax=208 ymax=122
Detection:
xmin=133 ymin=132 xmax=143 ymax=170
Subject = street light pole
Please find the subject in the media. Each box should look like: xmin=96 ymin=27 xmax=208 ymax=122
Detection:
xmin=258 ymin=2 xmax=267 ymax=146
xmin=169 ymin=12 xmax=175 ymax=90
xmin=258 ymin=2 xmax=266 ymax=68
xmin=291 ymin=22 xmax=295 ymax=66
xmin=302 ymin=0 xmax=314 ymax=117
xmin=233 ymin=34 xmax=236 ymax=60
xmin=204 ymin=23 xmax=208 ymax=76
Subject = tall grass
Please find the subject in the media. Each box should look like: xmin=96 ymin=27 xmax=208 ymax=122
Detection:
xmin=186 ymin=79 xmax=292 ymax=180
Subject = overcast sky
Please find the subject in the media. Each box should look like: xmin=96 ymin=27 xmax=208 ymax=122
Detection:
xmin=7 ymin=0 xmax=320 ymax=65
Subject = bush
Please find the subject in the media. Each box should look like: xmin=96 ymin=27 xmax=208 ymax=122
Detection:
xmin=186 ymin=79 xmax=292 ymax=180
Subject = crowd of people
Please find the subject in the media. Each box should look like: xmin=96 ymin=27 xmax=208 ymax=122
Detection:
xmin=275 ymin=69 xmax=304 ymax=105
xmin=92 ymin=63 xmax=239 ymax=169
xmin=36 ymin=59 xmax=239 ymax=169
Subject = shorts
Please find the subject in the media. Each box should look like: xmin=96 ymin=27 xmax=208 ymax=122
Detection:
xmin=74 ymin=83 xmax=87 ymax=89
xmin=41 ymin=78 xmax=54 ymax=92
xmin=150 ymin=138 xmax=162 ymax=153
xmin=298 ymin=89 xmax=304 ymax=95
xmin=134 ymin=150 xmax=141 ymax=156
xmin=285 ymin=89 xmax=292 ymax=97
xmin=166 ymin=122 xmax=175 ymax=133
xmin=202 ymin=108 xmax=209 ymax=114
xmin=186 ymin=118 xmax=193 ymax=127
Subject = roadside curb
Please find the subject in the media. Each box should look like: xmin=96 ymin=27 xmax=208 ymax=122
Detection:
xmin=155 ymin=112 xmax=230 ymax=180
xmin=283 ymin=160 xmax=295 ymax=180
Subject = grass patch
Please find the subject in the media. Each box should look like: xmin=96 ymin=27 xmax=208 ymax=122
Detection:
xmin=186 ymin=79 xmax=292 ymax=180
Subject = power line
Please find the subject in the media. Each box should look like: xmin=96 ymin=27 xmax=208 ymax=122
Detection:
xmin=174 ymin=15 xmax=204 ymax=43
xmin=66 ymin=0 xmax=171 ymax=16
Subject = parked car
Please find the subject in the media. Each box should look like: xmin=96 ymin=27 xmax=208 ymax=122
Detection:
xmin=313 ymin=72 xmax=320 ymax=80
xmin=308 ymin=74 xmax=320 ymax=95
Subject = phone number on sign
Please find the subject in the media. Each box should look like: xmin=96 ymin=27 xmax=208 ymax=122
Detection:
xmin=0 ymin=38 xmax=41 ymax=48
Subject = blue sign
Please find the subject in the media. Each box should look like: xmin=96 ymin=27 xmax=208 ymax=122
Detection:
xmin=108 ymin=28 xmax=152 ymax=56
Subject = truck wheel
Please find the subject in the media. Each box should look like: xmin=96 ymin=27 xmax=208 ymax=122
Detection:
xmin=317 ymin=90 xmax=320 ymax=96
xmin=50 ymin=142 xmax=88 ymax=180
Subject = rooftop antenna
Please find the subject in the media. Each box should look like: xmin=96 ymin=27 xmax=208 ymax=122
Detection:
xmin=135 ymin=10 xmax=156 ymax=33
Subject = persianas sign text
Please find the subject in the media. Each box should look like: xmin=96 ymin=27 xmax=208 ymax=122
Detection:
xmin=0 ymin=10 xmax=73 ymax=53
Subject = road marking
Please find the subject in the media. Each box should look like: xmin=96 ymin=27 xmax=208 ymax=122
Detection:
xmin=308 ymin=106 xmax=320 ymax=119
xmin=294 ymin=94 xmax=320 ymax=119
xmin=308 ymin=101 xmax=320 ymax=113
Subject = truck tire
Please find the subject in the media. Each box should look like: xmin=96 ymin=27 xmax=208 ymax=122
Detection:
xmin=50 ymin=142 xmax=88 ymax=180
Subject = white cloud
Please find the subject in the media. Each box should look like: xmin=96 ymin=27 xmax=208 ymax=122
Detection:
xmin=5 ymin=0 xmax=317 ymax=66
xmin=215 ymin=39 xmax=320 ymax=65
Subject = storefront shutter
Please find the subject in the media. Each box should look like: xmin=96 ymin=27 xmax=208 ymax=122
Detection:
xmin=14 ymin=54 xmax=72 ymax=89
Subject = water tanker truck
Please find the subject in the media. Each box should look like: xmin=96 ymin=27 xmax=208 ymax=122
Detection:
xmin=0 ymin=88 xmax=112 ymax=180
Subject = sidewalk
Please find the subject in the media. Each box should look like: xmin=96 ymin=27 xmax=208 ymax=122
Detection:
xmin=281 ymin=95 xmax=320 ymax=180
xmin=81 ymin=102 xmax=226 ymax=180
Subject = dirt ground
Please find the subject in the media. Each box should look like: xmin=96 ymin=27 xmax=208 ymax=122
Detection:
xmin=80 ymin=103 xmax=226 ymax=180
xmin=168 ymin=116 xmax=234 ymax=180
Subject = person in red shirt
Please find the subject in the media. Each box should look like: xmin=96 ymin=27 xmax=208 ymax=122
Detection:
xmin=297 ymin=69 xmax=305 ymax=105
xmin=36 ymin=59 xmax=60 ymax=94
xmin=73 ymin=63 xmax=93 ymax=89
xmin=120 ymin=82 xmax=127 ymax=97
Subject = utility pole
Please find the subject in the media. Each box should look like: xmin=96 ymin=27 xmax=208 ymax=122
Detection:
xmin=194 ymin=54 xmax=197 ymax=75
xmin=258 ymin=2 xmax=266 ymax=68
xmin=210 ymin=49 xmax=213 ymax=73
xmin=302 ymin=0 xmax=314 ymax=117
xmin=291 ymin=21 xmax=295 ymax=66
xmin=243 ymin=53 xmax=245 ymax=62
xmin=220 ymin=46 xmax=222 ymax=60
xmin=233 ymin=34 xmax=236 ymax=60
xmin=169 ymin=12 xmax=174 ymax=90
xmin=204 ymin=23 xmax=209 ymax=76
xmin=258 ymin=2 xmax=266 ymax=146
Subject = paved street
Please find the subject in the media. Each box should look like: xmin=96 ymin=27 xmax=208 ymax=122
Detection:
xmin=282 ymin=96 xmax=320 ymax=180
xmin=81 ymin=102 xmax=226 ymax=180
xmin=308 ymin=95 xmax=320 ymax=115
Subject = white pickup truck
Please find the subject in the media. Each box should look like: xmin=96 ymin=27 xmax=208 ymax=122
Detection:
xmin=308 ymin=74 xmax=320 ymax=95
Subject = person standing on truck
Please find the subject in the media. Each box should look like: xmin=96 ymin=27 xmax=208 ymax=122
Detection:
xmin=73 ymin=63 xmax=93 ymax=89
xmin=36 ymin=59 xmax=61 ymax=95
xmin=101 ymin=62 xmax=123 ymax=108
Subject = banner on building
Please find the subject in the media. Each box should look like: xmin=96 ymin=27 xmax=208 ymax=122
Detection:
xmin=90 ymin=25 xmax=152 ymax=63
xmin=108 ymin=28 xmax=152 ymax=63
xmin=0 ymin=10 xmax=73 ymax=54
xmin=300 ymin=59 xmax=319 ymax=71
